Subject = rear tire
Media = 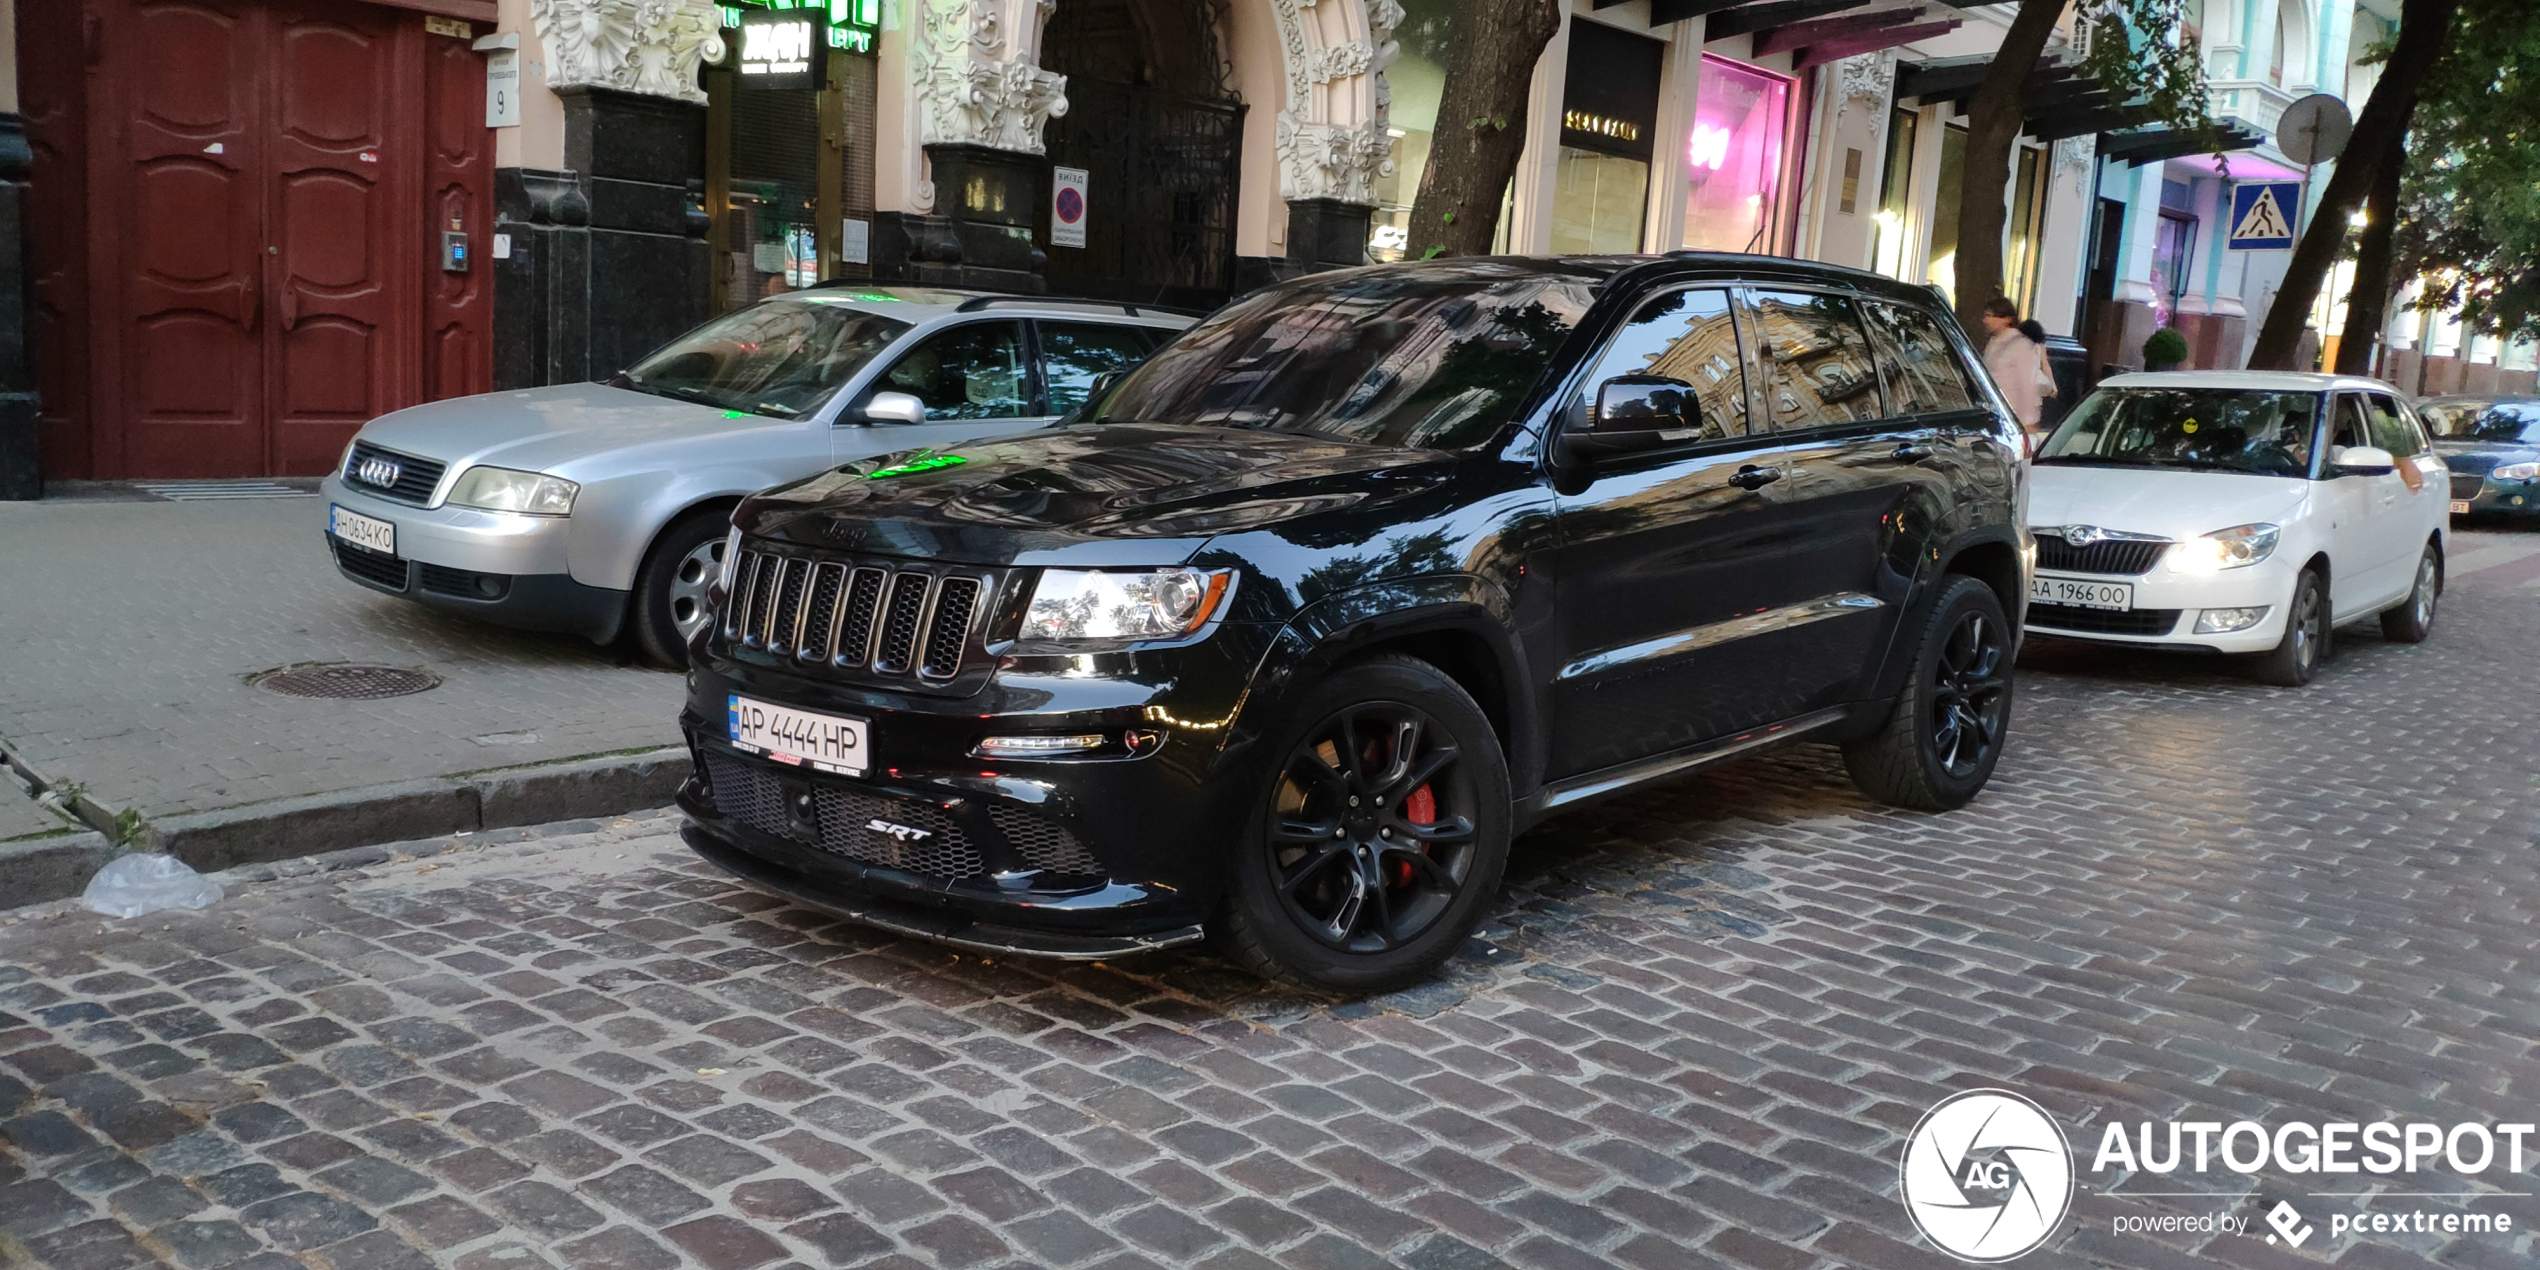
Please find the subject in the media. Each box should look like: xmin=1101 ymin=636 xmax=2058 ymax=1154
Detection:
xmin=2378 ymin=544 xmax=2440 ymax=643
xmin=2251 ymin=568 xmax=2328 ymax=686
xmin=1841 ymin=576 xmax=2013 ymax=812
xmin=632 ymin=511 xmax=731 ymax=670
xmin=1214 ymin=655 xmax=1510 ymax=993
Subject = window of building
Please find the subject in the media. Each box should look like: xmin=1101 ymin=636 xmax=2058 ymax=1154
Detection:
xmin=1873 ymin=108 xmax=1917 ymax=279
xmin=1924 ymin=122 xmax=1967 ymax=301
xmin=2273 ymin=1 xmax=2299 ymax=86
xmin=2152 ymin=209 xmax=2198 ymax=325
xmin=1742 ymin=290 xmax=1884 ymax=431
xmin=2005 ymin=144 xmax=2048 ymax=314
xmin=1682 ymin=55 xmax=1792 ymax=254
xmin=1369 ymin=0 xmax=1452 ymax=262
xmin=1552 ymin=21 xmax=1663 ymax=253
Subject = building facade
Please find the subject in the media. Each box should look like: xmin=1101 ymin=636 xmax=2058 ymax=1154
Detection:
xmin=11 ymin=0 xmax=2520 ymax=486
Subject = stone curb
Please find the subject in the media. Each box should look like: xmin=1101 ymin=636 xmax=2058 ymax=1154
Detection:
xmin=0 ymin=747 xmax=690 ymax=907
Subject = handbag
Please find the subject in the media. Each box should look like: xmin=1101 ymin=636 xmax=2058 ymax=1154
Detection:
xmin=2033 ymin=345 xmax=2058 ymax=399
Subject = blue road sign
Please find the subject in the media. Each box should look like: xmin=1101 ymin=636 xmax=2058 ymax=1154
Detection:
xmin=2228 ymin=182 xmax=2302 ymax=250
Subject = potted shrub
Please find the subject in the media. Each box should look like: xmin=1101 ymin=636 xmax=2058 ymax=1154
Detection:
xmin=2143 ymin=327 xmax=2189 ymax=372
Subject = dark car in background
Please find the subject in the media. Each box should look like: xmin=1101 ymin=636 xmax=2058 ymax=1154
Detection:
xmin=2420 ymin=395 xmax=2540 ymax=521
xmin=673 ymin=255 xmax=2031 ymax=990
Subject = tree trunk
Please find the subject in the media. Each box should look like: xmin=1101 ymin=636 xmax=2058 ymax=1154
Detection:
xmin=2333 ymin=126 xmax=2405 ymax=376
xmin=1950 ymin=0 xmax=2069 ymax=337
xmin=2248 ymin=0 xmax=2458 ymax=368
xmin=1404 ymin=0 xmax=1563 ymax=259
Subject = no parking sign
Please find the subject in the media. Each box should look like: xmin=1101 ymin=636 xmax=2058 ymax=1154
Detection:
xmin=1052 ymin=167 xmax=1089 ymax=249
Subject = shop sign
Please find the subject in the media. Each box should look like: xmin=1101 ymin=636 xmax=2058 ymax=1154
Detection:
xmin=1559 ymin=21 xmax=1662 ymax=161
xmin=720 ymin=0 xmax=878 ymax=59
xmin=736 ymin=9 xmax=824 ymax=90
xmin=1051 ymin=167 xmax=1089 ymax=248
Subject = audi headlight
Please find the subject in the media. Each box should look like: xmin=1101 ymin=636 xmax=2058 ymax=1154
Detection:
xmin=447 ymin=466 xmax=579 ymax=516
xmin=2493 ymin=461 xmax=2539 ymax=481
xmin=2171 ymin=523 xmax=2279 ymax=573
xmin=1022 ymin=568 xmax=1234 ymax=643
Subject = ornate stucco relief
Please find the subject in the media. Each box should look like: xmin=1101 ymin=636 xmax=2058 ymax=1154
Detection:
xmin=529 ymin=0 xmax=724 ymax=106
xmin=1269 ymin=0 xmax=1400 ymax=205
xmin=911 ymin=0 xmax=1070 ymax=155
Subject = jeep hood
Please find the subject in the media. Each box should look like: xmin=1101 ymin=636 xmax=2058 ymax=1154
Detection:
xmin=740 ymin=423 xmax=1457 ymax=565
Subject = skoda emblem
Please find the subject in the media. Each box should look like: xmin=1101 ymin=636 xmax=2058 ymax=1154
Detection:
xmin=355 ymin=456 xmax=403 ymax=489
xmin=2060 ymin=525 xmax=2106 ymax=547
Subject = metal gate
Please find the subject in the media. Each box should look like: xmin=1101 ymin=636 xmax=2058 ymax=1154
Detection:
xmin=1043 ymin=80 xmax=1244 ymax=309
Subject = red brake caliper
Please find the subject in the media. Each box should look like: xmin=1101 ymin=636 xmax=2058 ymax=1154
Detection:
xmin=1395 ymin=785 xmax=1436 ymax=885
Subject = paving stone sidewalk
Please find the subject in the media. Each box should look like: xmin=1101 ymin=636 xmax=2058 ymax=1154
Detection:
xmin=0 ymin=493 xmax=680 ymax=841
xmin=1 ymin=534 xmax=2537 ymax=1270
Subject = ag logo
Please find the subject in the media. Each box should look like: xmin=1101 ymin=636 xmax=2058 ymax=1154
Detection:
xmin=1899 ymin=1089 xmax=2073 ymax=1262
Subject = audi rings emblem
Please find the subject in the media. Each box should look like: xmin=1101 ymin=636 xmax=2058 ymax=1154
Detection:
xmin=355 ymin=457 xmax=403 ymax=489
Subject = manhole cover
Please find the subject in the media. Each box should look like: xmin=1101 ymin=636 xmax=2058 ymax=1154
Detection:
xmin=252 ymin=663 xmax=442 ymax=700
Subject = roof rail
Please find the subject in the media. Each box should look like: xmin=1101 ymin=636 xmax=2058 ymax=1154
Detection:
xmin=953 ymin=294 xmax=1183 ymax=317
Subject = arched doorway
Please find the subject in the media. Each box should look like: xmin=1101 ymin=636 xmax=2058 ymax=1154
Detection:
xmin=1040 ymin=0 xmax=1244 ymax=308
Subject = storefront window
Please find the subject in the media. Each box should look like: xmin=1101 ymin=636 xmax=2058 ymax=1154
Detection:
xmin=1872 ymin=107 xmax=1917 ymax=279
xmin=1370 ymin=0 xmax=1452 ymax=262
xmin=1552 ymin=21 xmax=1662 ymax=254
xmin=2005 ymin=144 xmax=2047 ymax=313
xmin=2152 ymin=210 xmax=2198 ymax=327
xmin=1924 ymin=122 xmax=1966 ymax=301
xmin=1682 ymin=55 xmax=1791 ymax=254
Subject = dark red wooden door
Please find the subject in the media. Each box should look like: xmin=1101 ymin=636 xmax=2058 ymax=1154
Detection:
xmin=114 ymin=0 xmax=270 ymax=476
xmin=93 ymin=0 xmax=489 ymax=477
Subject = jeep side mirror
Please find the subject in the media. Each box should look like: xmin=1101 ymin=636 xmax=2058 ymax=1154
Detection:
xmin=2331 ymin=444 xmax=2396 ymax=476
xmin=861 ymin=391 xmax=927 ymax=426
xmin=1569 ymin=375 xmax=1698 ymax=459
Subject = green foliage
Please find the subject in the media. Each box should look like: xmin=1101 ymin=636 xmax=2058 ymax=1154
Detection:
xmin=2391 ymin=0 xmax=2540 ymax=339
xmin=2076 ymin=0 xmax=2215 ymax=141
xmin=2143 ymin=327 xmax=2190 ymax=365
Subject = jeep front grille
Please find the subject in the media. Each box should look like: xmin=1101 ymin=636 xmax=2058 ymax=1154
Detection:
xmin=721 ymin=547 xmax=988 ymax=681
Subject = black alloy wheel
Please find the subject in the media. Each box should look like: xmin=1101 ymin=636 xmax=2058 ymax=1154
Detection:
xmin=1928 ymin=608 xmax=2010 ymax=781
xmin=1842 ymin=575 xmax=2015 ymax=811
xmin=1217 ymin=655 xmax=1510 ymax=991
xmin=1267 ymin=703 xmax=1476 ymax=953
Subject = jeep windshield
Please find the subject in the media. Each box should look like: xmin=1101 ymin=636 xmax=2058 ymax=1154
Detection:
xmin=617 ymin=299 xmax=912 ymax=419
xmin=2036 ymin=387 xmax=2319 ymax=477
xmin=1087 ymin=264 xmax=1599 ymax=450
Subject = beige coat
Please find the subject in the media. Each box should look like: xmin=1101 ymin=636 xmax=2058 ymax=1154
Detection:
xmin=1984 ymin=328 xmax=2047 ymax=431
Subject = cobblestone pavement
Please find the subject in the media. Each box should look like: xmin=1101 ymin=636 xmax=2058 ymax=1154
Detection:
xmin=0 ymin=494 xmax=678 ymax=830
xmin=2 ymin=529 xmax=2538 ymax=1270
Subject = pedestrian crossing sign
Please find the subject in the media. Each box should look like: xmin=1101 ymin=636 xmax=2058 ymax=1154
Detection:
xmin=2228 ymin=181 xmax=2301 ymax=250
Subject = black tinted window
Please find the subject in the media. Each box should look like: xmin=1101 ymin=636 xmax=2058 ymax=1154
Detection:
xmin=1861 ymin=301 xmax=1979 ymax=416
xmin=1580 ymin=288 xmax=1748 ymax=440
xmin=2362 ymin=394 xmax=2425 ymax=457
xmin=1041 ymin=323 xmax=1153 ymax=416
xmin=1744 ymin=290 xmax=1884 ymax=431
xmin=1091 ymin=265 xmax=1599 ymax=449
xmin=879 ymin=321 xmax=1031 ymax=420
xmin=2422 ymin=401 xmax=2540 ymax=444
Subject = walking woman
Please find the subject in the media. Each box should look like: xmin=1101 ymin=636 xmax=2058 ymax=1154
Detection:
xmin=1979 ymin=297 xmax=2054 ymax=443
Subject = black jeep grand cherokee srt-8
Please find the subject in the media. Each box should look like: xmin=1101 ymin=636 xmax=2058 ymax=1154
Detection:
xmin=677 ymin=255 xmax=2031 ymax=990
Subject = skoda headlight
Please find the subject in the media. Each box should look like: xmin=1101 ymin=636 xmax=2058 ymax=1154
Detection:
xmin=2172 ymin=523 xmax=2279 ymax=573
xmin=2493 ymin=461 xmax=2539 ymax=481
xmin=1022 ymin=568 xmax=1234 ymax=643
xmin=447 ymin=466 xmax=579 ymax=516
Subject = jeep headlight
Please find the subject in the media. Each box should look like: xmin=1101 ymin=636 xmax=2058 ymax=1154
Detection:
xmin=1022 ymin=568 xmax=1234 ymax=643
xmin=2171 ymin=523 xmax=2279 ymax=573
xmin=447 ymin=466 xmax=579 ymax=516
xmin=2493 ymin=461 xmax=2539 ymax=481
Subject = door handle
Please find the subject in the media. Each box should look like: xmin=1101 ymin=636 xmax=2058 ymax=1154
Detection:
xmin=1727 ymin=464 xmax=1783 ymax=491
xmin=1889 ymin=443 xmax=1935 ymax=463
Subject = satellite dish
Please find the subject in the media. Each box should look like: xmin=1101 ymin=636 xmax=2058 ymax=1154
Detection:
xmin=2276 ymin=93 xmax=2353 ymax=166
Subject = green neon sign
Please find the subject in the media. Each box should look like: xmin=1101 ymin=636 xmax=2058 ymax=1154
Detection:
xmin=869 ymin=453 xmax=967 ymax=479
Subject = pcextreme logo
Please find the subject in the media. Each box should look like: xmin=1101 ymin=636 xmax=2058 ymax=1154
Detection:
xmin=1898 ymin=1090 xmax=2075 ymax=1263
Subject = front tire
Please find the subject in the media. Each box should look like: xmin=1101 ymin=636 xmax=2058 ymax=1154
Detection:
xmin=2251 ymin=568 xmax=2328 ymax=686
xmin=1215 ymin=655 xmax=1511 ymax=993
xmin=2378 ymin=544 xmax=2440 ymax=643
xmin=1841 ymin=576 xmax=2013 ymax=811
xmin=631 ymin=511 xmax=731 ymax=670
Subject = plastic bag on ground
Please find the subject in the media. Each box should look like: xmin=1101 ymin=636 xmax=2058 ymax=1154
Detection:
xmin=82 ymin=853 xmax=223 ymax=918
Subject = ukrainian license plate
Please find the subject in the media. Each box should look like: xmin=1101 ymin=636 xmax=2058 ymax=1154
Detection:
xmin=329 ymin=504 xmax=396 ymax=556
xmin=2451 ymin=500 xmax=2472 ymax=514
xmin=728 ymin=694 xmax=868 ymax=776
xmin=2031 ymin=575 xmax=2133 ymax=611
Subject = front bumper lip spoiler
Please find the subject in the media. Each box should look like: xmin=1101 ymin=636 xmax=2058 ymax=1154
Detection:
xmin=679 ymin=821 xmax=1208 ymax=961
